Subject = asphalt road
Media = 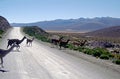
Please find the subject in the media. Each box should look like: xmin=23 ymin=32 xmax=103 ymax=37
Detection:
xmin=0 ymin=27 xmax=120 ymax=79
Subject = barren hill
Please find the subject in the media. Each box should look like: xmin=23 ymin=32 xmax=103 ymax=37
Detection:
xmin=0 ymin=16 xmax=11 ymax=31
xmin=85 ymin=26 xmax=120 ymax=38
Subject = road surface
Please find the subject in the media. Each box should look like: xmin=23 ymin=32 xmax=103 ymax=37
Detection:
xmin=0 ymin=27 xmax=120 ymax=79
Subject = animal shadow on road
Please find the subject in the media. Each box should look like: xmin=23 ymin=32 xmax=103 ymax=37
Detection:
xmin=12 ymin=49 xmax=20 ymax=52
xmin=0 ymin=69 xmax=9 ymax=73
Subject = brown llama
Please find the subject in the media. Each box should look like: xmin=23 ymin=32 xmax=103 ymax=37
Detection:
xmin=26 ymin=37 xmax=34 ymax=46
xmin=72 ymin=40 xmax=87 ymax=47
xmin=59 ymin=39 xmax=70 ymax=49
xmin=7 ymin=36 xmax=26 ymax=48
xmin=0 ymin=44 xmax=19 ymax=68
xmin=79 ymin=40 xmax=87 ymax=47
xmin=72 ymin=41 xmax=81 ymax=47
xmin=51 ymin=37 xmax=63 ymax=45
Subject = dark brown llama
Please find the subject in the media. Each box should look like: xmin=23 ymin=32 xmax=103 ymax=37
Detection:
xmin=59 ymin=39 xmax=70 ymax=49
xmin=79 ymin=40 xmax=87 ymax=47
xmin=0 ymin=44 xmax=19 ymax=68
xmin=72 ymin=41 xmax=81 ymax=47
xmin=72 ymin=40 xmax=87 ymax=47
xmin=51 ymin=37 xmax=63 ymax=45
xmin=26 ymin=37 xmax=34 ymax=46
xmin=7 ymin=36 xmax=26 ymax=48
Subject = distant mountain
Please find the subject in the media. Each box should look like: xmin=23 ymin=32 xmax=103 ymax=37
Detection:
xmin=0 ymin=16 xmax=11 ymax=31
xmin=11 ymin=17 xmax=120 ymax=32
xmin=84 ymin=26 xmax=120 ymax=38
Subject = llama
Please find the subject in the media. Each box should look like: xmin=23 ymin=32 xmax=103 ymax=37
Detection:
xmin=79 ymin=40 xmax=87 ymax=47
xmin=26 ymin=37 xmax=34 ymax=46
xmin=7 ymin=36 xmax=26 ymax=48
xmin=51 ymin=37 xmax=63 ymax=46
xmin=72 ymin=41 xmax=81 ymax=47
xmin=0 ymin=44 xmax=19 ymax=68
xmin=59 ymin=39 xmax=70 ymax=49
xmin=72 ymin=40 xmax=87 ymax=47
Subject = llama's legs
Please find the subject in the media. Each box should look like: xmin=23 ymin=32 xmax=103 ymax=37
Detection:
xmin=29 ymin=43 xmax=31 ymax=46
xmin=26 ymin=41 xmax=29 ymax=46
xmin=16 ymin=44 xmax=20 ymax=51
xmin=18 ymin=44 xmax=20 ymax=48
xmin=7 ymin=44 xmax=10 ymax=49
xmin=57 ymin=42 xmax=60 ymax=48
xmin=59 ymin=45 xmax=62 ymax=50
xmin=0 ymin=57 xmax=4 ymax=68
xmin=7 ymin=43 xmax=13 ymax=49
xmin=28 ymin=42 xmax=30 ymax=46
xmin=30 ymin=42 xmax=32 ymax=46
xmin=51 ymin=41 xmax=55 ymax=48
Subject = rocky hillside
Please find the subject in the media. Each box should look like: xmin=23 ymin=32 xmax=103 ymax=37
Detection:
xmin=0 ymin=16 xmax=11 ymax=31
xmin=85 ymin=26 xmax=120 ymax=38
xmin=23 ymin=26 xmax=50 ymax=42
xmin=23 ymin=26 xmax=48 ymax=35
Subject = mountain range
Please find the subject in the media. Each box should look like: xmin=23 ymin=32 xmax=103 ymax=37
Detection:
xmin=11 ymin=17 xmax=120 ymax=32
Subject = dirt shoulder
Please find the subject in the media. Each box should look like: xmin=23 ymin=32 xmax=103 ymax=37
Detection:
xmin=29 ymin=37 xmax=120 ymax=73
xmin=21 ymin=28 xmax=120 ymax=73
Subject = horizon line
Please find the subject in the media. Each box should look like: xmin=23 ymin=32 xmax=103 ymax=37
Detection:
xmin=10 ymin=16 xmax=120 ymax=24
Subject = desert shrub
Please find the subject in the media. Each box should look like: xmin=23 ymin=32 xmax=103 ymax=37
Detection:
xmin=83 ymin=48 xmax=94 ymax=55
xmin=0 ymin=30 xmax=4 ymax=35
xmin=116 ymin=54 xmax=120 ymax=59
xmin=92 ymin=48 xmax=109 ymax=57
xmin=111 ymin=53 xmax=120 ymax=59
xmin=92 ymin=51 xmax=101 ymax=57
xmin=92 ymin=48 xmax=102 ymax=57
xmin=113 ymin=59 xmax=120 ymax=65
xmin=73 ymin=47 xmax=79 ymax=51
xmin=35 ymin=34 xmax=49 ymax=42
xmin=23 ymin=27 xmax=35 ymax=36
xmin=0 ymin=30 xmax=4 ymax=38
xmin=78 ymin=46 xmax=85 ymax=52
xmin=67 ymin=44 xmax=75 ymax=50
xmin=109 ymin=54 xmax=114 ymax=59
xmin=100 ymin=54 xmax=109 ymax=60
xmin=68 ymin=44 xmax=86 ymax=52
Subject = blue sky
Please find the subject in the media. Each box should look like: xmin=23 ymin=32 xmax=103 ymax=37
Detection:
xmin=0 ymin=0 xmax=120 ymax=23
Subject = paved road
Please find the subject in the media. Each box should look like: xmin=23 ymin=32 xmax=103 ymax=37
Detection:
xmin=0 ymin=27 xmax=120 ymax=79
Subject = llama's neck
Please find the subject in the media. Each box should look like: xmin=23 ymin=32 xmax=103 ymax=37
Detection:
xmin=32 ymin=38 xmax=34 ymax=41
xmin=59 ymin=37 xmax=63 ymax=41
xmin=4 ymin=45 xmax=15 ymax=56
xmin=66 ymin=40 xmax=70 ymax=43
xmin=20 ymin=37 xmax=26 ymax=43
xmin=83 ymin=40 xmax=87 ymax=44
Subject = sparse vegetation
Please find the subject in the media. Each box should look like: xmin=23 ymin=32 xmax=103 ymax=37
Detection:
xmin=0 ymin=30 xmax=4 ymax=34
xmin=23 ymin=26 xmax=50 ymax=42
xmin=83 ymin=48 xmax=94 ymax=55
xmin=23 ymin=27 xmax=120 ymax=65
xmin=67 ymin=44 xmax=75 ymax=50
xmin=113 ymin=59 xmax=120 ymax=65
xmin=100 ymin=54 xmax=109 ymax=60
xmin=0 ymin=30 xmax=4 ymax=38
